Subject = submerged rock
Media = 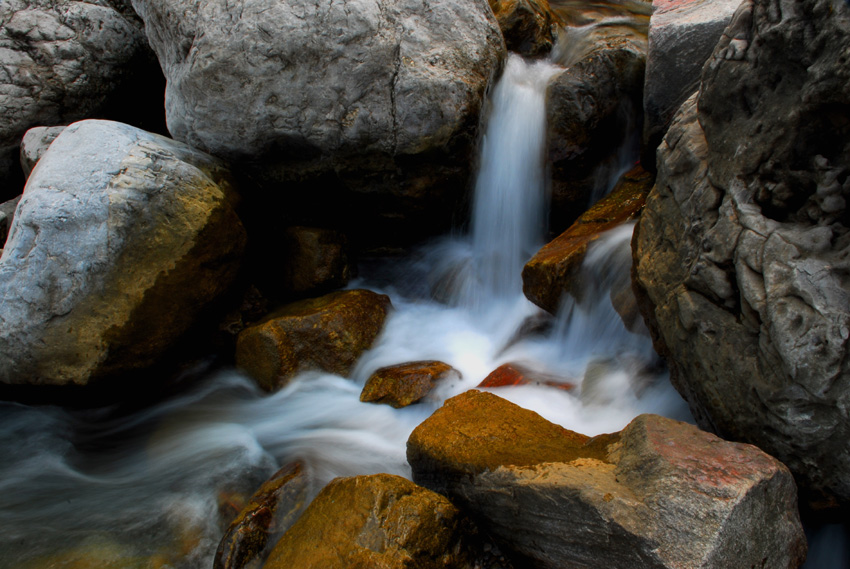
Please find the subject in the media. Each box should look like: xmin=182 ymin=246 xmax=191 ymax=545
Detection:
xmin=523 ymin=164 xmax=652 ymax=313
xmin=0 ymin=119 xmax=246 ymax=386
xmin=20 ymin=126 xmax=65 ymax=178
xmin=360 ymin=360 xmax=461 ymax=408
xmin=131 ymin=0 xmax=504 ymax=245
xmin=641 ymin=0 xmax=741 ymax=165
xmin=632 ymin=0 xmax=850 ymax=508
xmin=408 ymin=391 xmax=807 ymax=568
xmin=215 ymin=462 xmax=310 ymax=569
xmin=0 ymin=0 xmax=163 ymax=193
xmin=235 ymin=289 xmax=392 ymax=391
xmin=262 ymin=473 xmax=475 ymax=569
xmin=477 ymin=362 xmax=575 ymax=391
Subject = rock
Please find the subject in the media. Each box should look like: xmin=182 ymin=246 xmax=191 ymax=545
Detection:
xmin=488 ymin=0 xmax=560 ymax=57
xmin=235 ymin=289 xmax=392 ymax=391
xmin=215 ymin=462 xmax=310 ymax=569
xmin=0 ymin=119 xmax=246 ymax=386
xmin=0 ymin=195 xmax=21 ymax=247
xmin=523 ymin=164 xmax=652 ymax=313
xmin=262 ymin=473 xmax=475 ymax=569
xmin=0 ymin=0 xmax=164 ymax=194
xmin=279 ymin=227 xmax=353 ymax=297
xmin=641 ymin=0 xmax=741 ymax=165
xmin=20 ymin=126 xmax=66 ymax=178
xmin=477 ymin=362 xmax=575 ymax=391
xmin=632 ymin=0 xmax=850 ymax=508
xmin=408 ymin=391 xmax=807 ymax=568
xmin=360 ymin=360 xmax=461 ymax=408
xmin=130 ymin=0 xmax=505 ymax=246
xmin=546 ymin=8 xmax=649 ymax=230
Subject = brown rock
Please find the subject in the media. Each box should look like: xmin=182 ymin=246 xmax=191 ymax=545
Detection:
xmin=477 ymin=362 xmax=575 ymax=391
xmin=523 ymin=164 xmax=653 ymax=313
xmin=235 ymin=289 xmax=392 ymax=391
xmin=488 ymin=0 xmax=560 ymax=57
xmin=408 ymin=392 xmax=807 ymax=569
xmin=279 ymin=226 xmax=353 ymax=296
xmin=360 ymin=360 xmax=461 ymax=408
xmin=215 ymin=462 xmax=310 ymax=569
xmin=262 ymin=473 xmax=475 ymax=569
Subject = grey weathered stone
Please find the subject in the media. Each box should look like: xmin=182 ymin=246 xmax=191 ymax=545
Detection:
xmin=0 ymin=195 xmax=21 ymax=248
xmin=641 ymin=0 xmax=741 ymax=164
xmin=0 ymin=119 xmax=246 ymax=386
xmin=409 ymin=391 xmax=807 ymax=569
xmin=130 ymin=0 xmax=504 ymax=242
xmin=633 ymin=0 xmax=850 ymax=508
xmin=0 ymin=0 xmax=161 ymax=193
xmin=20 ymin=126 xmax=65 ymax=178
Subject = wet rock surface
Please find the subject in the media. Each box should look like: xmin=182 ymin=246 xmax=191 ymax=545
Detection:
xmin=477 ymin=362 xmax=575 ymax=390
xmin=523 ymin=164 xmax=652 ymax=313
xmin=408 ymin=391 xmax=807 ymax=569
xmin=235 ymin=289 xmax=392 ymax=391
xmin=262 ymin=473 xmax=476 ymax=569
xmin=488 ymin=0 xmax=560 ymax=57
xmin=360 ymin=360 xmax=461 ymax=408
xmin=0 ymin=119 xmax=246 ymax=386
xmin=632 ymin=0 xmax=850 ymax=508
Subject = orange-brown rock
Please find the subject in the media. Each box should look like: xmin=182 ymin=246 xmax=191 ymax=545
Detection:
xmin=488 ymin=0 xmax=561 ymax=57
xmin=262 ymin=473 xmax=474 ymax=569
xmin=477 ymin=362 xmax=575 ymax=391
xmin=522 ymin=164 xmax=653 ymax=313
xmin=215 ymin=462 xmax=310 ymax=569
xmin=360 ymin=360 xmax=461 ymax=408
xmin=235 ymin=289 xmax=392 ymax=391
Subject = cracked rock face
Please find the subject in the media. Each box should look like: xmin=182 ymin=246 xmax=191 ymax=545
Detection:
xmin=632 ymin=0 xmax=850 ymax=508
xmin=131 ymin=0 xmax=505 ymax=240
xmin=0 ymin=0 xmax=162 ymax=193
xmin=0 ymin=119 xmax=246 ymax=386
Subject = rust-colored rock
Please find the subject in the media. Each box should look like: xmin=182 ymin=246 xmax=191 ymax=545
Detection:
xmin=477 ymin=362 xmax=575 ymax=391
xmin=262 ymin=473 xmax=475 ymax=569
xmin=523 ymin=164 xmax=653 ymax=313
xmin=488 ymin=0 xmax=561 ymax=57
xmin=215 ymin=462 xmax=310 ymax=569
xmin=360 ymin=360 xmax=461 ymax=408
xmin=235 ymin=289 xmax=392 ymax=391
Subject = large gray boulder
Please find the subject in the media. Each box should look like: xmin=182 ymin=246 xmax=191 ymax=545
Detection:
xmin=633 ymin=0 xmax=850 ymax=508
xmin=0 ymin=0 xmax=162 ymax=194
xmin=130 ymin=0 xmax=505 ymax=244
xmin=0 ymin=119 xmax=246 ymax=386
xmin=641 ymin=0 xmax=741 ymax=165
xmin=408 ymin=391 xmax=807 ymax=568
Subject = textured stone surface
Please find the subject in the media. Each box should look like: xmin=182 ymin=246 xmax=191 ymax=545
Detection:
xmin=523 ymin=164 xmax=652 ymax=313
xmin=477 ymin=362 xmax=575 ymax=391
xmin=0 ymin=0 xmax=162 ymax=193
xmin=0 ymin=119 xmax=246 ymax=386
xmin=235 ymin=289 xmax=392 ymax=392
xmin=642 ymin=0 xmax=741 ymax=163
xmin=632 ymin=0 xmax=850 ymax=508
xmin=279 ymin=226 xmax=352 ymax=297
xmin=0 ymin=195 xmax=21 ymax=247
xmin=262 ymin=474 xmax=474 ymax=569
xmin=546 ymin=6 xmax=649 ymax=229
xmin=360 ymin=360 xmax=461 ymax=408
xmin=131 ymin=0 xmax=504 ymax=243
xmin=215 ymin=462 xmax=310 ymax=569
xmin=409 ymin=392 xmax=806 ymax=568
xmin=20 ymin=126 xmax=65 ymax=178
xmin=488 ymin=0 xmax=559 ymax=57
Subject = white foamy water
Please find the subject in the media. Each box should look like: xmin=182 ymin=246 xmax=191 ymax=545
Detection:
xmin=2 ymin=52 xmax=840 ymax=569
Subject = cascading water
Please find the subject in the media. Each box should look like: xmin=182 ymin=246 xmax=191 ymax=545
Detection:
xmin=0 ymin=52 xmax=842 ymax=568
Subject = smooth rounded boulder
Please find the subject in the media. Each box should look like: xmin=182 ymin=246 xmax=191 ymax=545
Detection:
xmin=633 ymin=0 xmax=850 ymax=508
xmin=0 ymin=119 xmax=246 ymax=386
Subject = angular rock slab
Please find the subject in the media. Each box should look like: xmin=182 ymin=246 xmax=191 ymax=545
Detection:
xmin=235 ymin=289 xmax=392 ymax=392
xmin=408 ymin=391 xmax=806 ymax=569
xmin=642 ymin=0 xmax=741 ymax=162
xmin=360 ymin=360 xmax=461 ymax=408
xmin=633 ymin=0 xmax=850 ymax=507
xmin=131 ymin=0 xmax=504 ymax=237
xmin=0 ymin=0 xmax=161 ymax=190
xmin=0 ymin=119 xmax=246 ymax=386
xmin=278 ymin=226 xmax=352 ymax=297
xmin=262 ymin=473 xmax=475 ymax=569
